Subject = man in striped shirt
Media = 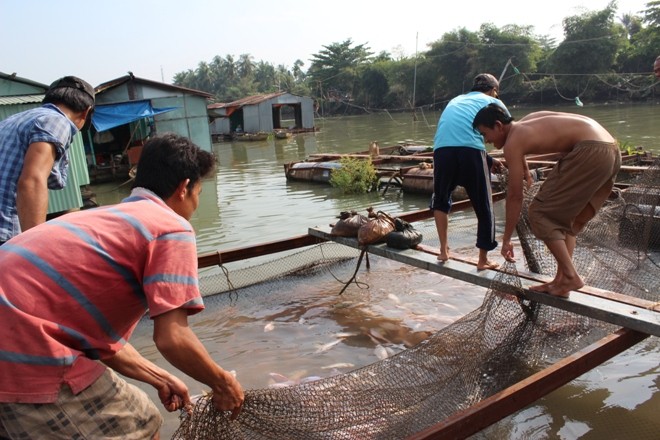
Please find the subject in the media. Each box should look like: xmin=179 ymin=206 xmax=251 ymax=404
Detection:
xmin=0 ymin=133 xmax=244 ymax=439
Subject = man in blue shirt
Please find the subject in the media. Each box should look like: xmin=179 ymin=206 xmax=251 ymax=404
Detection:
xmin=429 ymin=73 xmax=508 ymax=270
xmin=0 ymin=76 xmax=95 ymax=245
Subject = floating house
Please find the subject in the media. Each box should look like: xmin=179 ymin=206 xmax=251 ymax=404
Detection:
xmin=208 ymin=92 xmax=315 ymax=139
xmin=0 ymin=72 xmax=92 ymax=214
xmin=88 ymin=73 xmax=214 ymax=181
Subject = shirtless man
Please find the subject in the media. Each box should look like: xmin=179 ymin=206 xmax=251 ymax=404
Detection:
xmin=472 ymin=104 xmax=621 ymax=297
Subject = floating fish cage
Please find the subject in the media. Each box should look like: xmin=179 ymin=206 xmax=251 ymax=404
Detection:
xmin=174 ymin=162 xmax=660 ymax=439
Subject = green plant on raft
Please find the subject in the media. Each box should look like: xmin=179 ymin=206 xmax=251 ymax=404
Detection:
xmin=330 ymin=156 xmax=379 ymax=194
xmin=617 ymin=140 xmax=645 ymax=156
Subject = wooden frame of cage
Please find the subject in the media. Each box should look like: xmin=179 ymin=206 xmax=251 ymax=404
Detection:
xmin=196 ymin=196 xmax=658 ymax=439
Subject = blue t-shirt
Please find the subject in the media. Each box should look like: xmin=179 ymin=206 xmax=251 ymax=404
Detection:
xmin=0 ymin=103 xmax=78 ymax=242
xmin=433 ymin=91 xmax=509 ymax=151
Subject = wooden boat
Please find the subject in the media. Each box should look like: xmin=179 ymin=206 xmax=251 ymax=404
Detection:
xmin=285 ymin=147 xmax=655 ymax=196
xmin=233 ymin=132 xmax=269 ymax=141
xmin=284 ymin=161 xmax=342 ymax=183
xmin=284 ymin=143 xmax=433 ymax=188
xmin=274 ymin=130 xmax=292 ymax=139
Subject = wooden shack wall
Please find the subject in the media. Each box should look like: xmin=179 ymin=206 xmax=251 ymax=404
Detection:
xmin=96 ymin=82 xmax=213 ymax=151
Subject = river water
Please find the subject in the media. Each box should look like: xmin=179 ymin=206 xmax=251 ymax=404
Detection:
xmin=93 ymin=103 xmax=660 ymax=439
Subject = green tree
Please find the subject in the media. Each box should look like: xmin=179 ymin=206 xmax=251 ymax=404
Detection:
xmin=476 ymin=24 xmax=542 ymax=82
xmin=276 ymin=64 xmax=295 ymax=92
xmin=616 ymin=8 xmax=659 ymax=74
xmin=237 ymin=53 xmax=255 ymax=79
xmin=548 ymin=2 xmax=627 ymax=100
xmin=426 ymin=28 xmax=480 ymax=97
xmin=379 ymin=57 xmax=419 ymax=109
xmin=292 ymin=59 xmax=305 ymax=82
xmin=549 ymin=2 xmax=625 ymax=74
xmin=359 ymin=65 xmax=389 ymax=108
xmin=644 ymin=0 xmax=660 ymax=27
xmin=620 ymin=12 xmax=644 ymax=39
xmin=308 ymin=39 xmax=374 ymax=100
xmin=253 ymin=61 xmax=277 ymax=93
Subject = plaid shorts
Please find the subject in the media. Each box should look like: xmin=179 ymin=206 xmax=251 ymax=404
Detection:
xmin=0 ymin=369 xmax=162 ymax=439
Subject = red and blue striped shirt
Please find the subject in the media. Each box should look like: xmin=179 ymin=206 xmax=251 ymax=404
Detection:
xmin=0 ymin=188 xmax=204 ymax=403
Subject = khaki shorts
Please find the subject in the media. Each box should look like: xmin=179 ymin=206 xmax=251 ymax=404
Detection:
xmin=529 ymin=140 xmax=621 ymax=241
xmin=0 ymin=369 xmax=162 ymax=440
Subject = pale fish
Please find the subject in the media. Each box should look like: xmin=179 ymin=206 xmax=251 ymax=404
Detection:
xmin=315 ymin=339 xmax=342 ymax=353
xmin=264 ymin=322 xmax=275 ymax=332
xmin=268 ymin=372 xmax=322 ymax=388
xmin=374 ymin=344 xmax=389 ymax=360
xmin=416 ymin=289 xmax=442 ymax=297
xmin=387 ymin=293 xmax=401 ymax=304
xmin=321 ymin=362 xmax=355 ymax=370
xmin=268 ymin=372 xmax=296 ymax=388
xmin=435 ymin=302 xmax=460 ymax=311
xmin=299 ymin=376 xmax=322 ymax=383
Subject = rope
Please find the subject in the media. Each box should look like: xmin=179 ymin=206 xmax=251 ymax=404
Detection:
xmin=337 ymin=248 xmax=371 ymax=295
xmin=551 ymin=74 xmax=593 ymax=102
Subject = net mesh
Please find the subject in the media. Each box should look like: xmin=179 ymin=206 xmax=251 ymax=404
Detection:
xmin=174 ymin=160 xmax=660 ymax=439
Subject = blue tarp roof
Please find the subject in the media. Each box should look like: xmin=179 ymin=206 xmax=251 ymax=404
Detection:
xmin=91 ymin=100 xmax=177 ymax=132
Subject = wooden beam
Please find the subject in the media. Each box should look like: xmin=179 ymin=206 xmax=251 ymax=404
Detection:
xmin=197 ymin=235 xmax=320 ymax=268
xmin=527 ymin=160 xmax=648 ymax=173
xmin=416 ymin=244 xmax=657 ymax=311
xmin=407 ymin=328 xmax=648 ymax=440
xmin=195 ymin=195 xmax=502 ymax=269
xmin=308 ymin=227 xmax=660 ymax=337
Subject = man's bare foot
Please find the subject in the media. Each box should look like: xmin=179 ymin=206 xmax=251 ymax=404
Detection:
xmin=529 ymin=281 xmax=553 ymax=293
xmin=437 ymin=249 xmax=450 ymax=262
xmin=477 ymin=260 xmax=499 ymax=270
xmin=545 ymin=277 xmax=583 ymax=298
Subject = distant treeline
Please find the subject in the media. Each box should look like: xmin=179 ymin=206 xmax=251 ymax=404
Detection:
xmin=173 ymin=1 xmax=660 ymax=114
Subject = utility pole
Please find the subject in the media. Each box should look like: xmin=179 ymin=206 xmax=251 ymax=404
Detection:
xmin=412 ymin=32 xmax=418 ymax=121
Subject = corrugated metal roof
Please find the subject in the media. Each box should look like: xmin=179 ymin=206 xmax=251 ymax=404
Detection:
xmin=0 ymin=94 xmax=44 ymax=106
xmin=0 ymin=72 xmax=48 ymax=89
xmin=226 ymin=92 xmax=286 ymax=107
xmin=96 ymin=74 xmax=213 ymax=98
xmin=208 ymin=92 xmax=311 ymax=117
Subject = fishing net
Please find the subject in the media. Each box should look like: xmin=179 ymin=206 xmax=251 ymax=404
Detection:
xmin=174 ymin=160 xmax=660 ymax=439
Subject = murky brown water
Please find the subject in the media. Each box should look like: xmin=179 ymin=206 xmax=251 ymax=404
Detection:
xmin=94 ymin=104 xmax=660 ymax=439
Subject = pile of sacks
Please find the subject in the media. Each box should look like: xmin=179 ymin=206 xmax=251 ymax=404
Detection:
xmin=330 ymin=207 xmax=423 ymax=249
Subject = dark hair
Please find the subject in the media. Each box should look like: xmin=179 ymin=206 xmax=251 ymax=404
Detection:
xmin=43 ymin=76 xmax=95 ymax=113
xmin=471 ymin=73 xmax=499 ymax=93
xmin=132 ymin=133 xmax=216 ymax=199
xmin=472 ymin=104 xmax=514 ymax=130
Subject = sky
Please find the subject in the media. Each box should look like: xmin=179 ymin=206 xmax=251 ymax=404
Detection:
xmin=1 ymin=0 xmax=650 ymax=87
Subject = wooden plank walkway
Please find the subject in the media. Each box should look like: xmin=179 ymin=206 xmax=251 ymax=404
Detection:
xmin=308 ymin=226 xmax=660 ymax=337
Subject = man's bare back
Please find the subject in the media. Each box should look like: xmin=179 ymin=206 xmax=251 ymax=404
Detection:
xmin=508 ymin=112 xmax=615 ymax=156
xmin=472 ymin=106 xmax=620 ymax=298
